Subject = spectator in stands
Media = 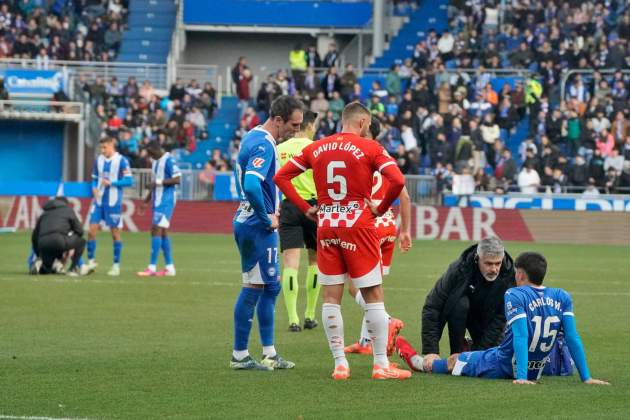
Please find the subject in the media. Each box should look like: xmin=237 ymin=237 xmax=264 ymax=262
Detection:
xmin=289 ymin=43 xmax=307 ymax=91
xmin=618 ymin=161 xmax=630 ymax=192
xmin=386 ymin=64 xmax=402 ymax=98
xmin=567 ymin=155 xmax=589 ymax=191
xmin=310 ymin=91 xmax=329 ymax=116
xmin=232 ymin=56 xmax=252 ymax=116
xmin=240 ymin=106 xmax=260 ymax=131
xmin=339 ymin=63 xmax=357 ymax=102
xmin=328 ymin=91 xmax=345 ymax=121
xmin=518 ymin=163 xmax=541 ymax=194
xmin=322 ymin=42 xmax=339 ymax=68
xmin=321 ymin=66 xmax=340 ymax=99
xmin=604 ymin=148 xmax=624 ymax=175
xmin=305 ymin=45 xmax=321 ymax=68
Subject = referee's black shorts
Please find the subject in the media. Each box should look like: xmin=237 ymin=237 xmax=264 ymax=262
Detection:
xmin=279 ymin=198 xmax=317 ymax=252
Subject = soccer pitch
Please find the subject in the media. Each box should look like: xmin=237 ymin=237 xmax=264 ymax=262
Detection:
xmin=1 ymin=232 xmax=629 ymax=419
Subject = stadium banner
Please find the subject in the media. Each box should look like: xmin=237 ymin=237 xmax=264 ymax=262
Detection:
xmin=414 ymin=206 xmax=630 ymax=245
xmin=0 ymin=196 xmax=237 ymax=234
xmin=2 ymin=197 xmax=629 ymax=245
xmin=0 ymin=69 xmax=66 ymax=96
xmin=443 ymin=193 xmax=630 ymax=212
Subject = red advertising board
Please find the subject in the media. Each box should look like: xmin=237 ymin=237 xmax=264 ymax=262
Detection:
xmin=0 ymin=196 xmax=238 ymax=234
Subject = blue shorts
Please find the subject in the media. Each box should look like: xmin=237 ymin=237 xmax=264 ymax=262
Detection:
xmin=452 ymin=348 xmax=512 ymax=380
xmin=152 ymin=205 xmax=174 ymax=228
xmin=89 ymin=203 xmax=122 ymax=229
xmin=233 ymin=222 xmax=279 ymax=285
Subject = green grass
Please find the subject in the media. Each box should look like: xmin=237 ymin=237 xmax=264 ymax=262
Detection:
xmin=1 ymin=232 xmax=629 ymax=419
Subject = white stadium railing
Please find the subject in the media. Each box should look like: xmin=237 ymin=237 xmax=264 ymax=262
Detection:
xmin=0 ymin=58 xmax=168 ymax=90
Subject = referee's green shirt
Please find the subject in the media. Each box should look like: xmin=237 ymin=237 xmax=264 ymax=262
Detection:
xmin=277 ymin=137 xmax=317 ymax=201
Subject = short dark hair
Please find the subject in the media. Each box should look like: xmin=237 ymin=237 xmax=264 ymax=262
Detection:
xmin=300 ymin=110 xmax=318 ymax=131
xmin=515 ymin=252 xmax=547 ymax=285
xmin=99 ymin=136 xmax=115 ymax=145
xmin=341 ymin=101 xmax=370 ymax=123
xmin=369 ymin=116 xmax=381 ymax=140
xmin=147 ymin=140 xmax=162 ymax=153
xmin=270 ymin=95 xmax=304 ymax=122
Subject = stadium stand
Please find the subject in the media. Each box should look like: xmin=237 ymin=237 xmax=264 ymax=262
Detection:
xmin=117 ymin=0 xmax=176 ymax=63
xmin=0 ymin=0 xmax=127 ymax=61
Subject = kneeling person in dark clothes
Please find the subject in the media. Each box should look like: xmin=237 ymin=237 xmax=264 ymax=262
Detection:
xmin=31 ymin=197 xmax=88 ymax=276
xmin=418 ymin=237 xmax=515 ymax=370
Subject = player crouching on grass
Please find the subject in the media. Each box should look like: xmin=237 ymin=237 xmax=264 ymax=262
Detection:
xmin=395 ymin=252 xmax=609 ymax=385
xmin=137 ymin=141 xmax=181 ymax=277
xmin=275 ymin=102 xmax=412 ymax=380
xmin=344 ymin=116 xmax=412 ymax=356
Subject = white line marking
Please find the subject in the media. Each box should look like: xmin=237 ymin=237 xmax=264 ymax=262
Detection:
xmin=0 ymin=416 xmax=91 ymax=420
xmin=2 ymin=276 xmax=629 ymax=296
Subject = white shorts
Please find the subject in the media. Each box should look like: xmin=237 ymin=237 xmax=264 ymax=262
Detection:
xmin=319 ymin=263 xmax=382 ymax=289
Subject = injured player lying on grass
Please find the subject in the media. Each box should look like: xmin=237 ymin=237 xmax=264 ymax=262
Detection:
xmin=395 ymin=252 xmax=609 ymax=385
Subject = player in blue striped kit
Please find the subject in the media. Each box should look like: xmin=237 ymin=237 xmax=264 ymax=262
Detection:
xmin=230 ymin=96 xmax=303 ymax=370
xmin=87 ymin=137 xmax=133 ymax=276
xmin=400 ymin=252 xmax=609 ymax=385
xmin=138 ymin=142 xmax=181 ymax=277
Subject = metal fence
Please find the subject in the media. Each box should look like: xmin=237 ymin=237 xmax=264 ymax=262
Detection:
xmin=405 ymin=175 xmax=439 ymax=205
xmin=0 ymin=99 xmax=84 ymax=122
xmin=130 ymin=168 xmax=212 ymax=201
xmin=0 ymin=58 xmax=168 ymax=90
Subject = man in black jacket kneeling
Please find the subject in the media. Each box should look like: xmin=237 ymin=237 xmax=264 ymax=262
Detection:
xmin=419 ymin=237 xmax=515 ymax=369
xmin=31 ymin=197 xmax=87 ymax=276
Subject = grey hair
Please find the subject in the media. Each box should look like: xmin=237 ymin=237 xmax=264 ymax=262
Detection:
xmin=476 ymin=237 xmax=505 ymax=258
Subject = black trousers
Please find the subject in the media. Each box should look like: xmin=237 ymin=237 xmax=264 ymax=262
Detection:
xmin=38 ymin=233 xmax=85 ymax=274
xmin=446 ymin=295 xmax=485 ymax=354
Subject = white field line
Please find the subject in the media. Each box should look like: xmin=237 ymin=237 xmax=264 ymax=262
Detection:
xmin=0 ymin=415 xmax=92 ymax=420
xmin=0 ymin=275 xmax=628 ymax=296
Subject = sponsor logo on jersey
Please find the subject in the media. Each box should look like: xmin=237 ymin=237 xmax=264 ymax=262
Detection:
xmin=319 ymin=238 xmax=357 ymax=251
xmin=319 ymin=202 xmax=360 ymax=214
xmin=379 ymin=235 xmax=396 ymax=245
xmin=252 ymin=158 xmax=265 ymax=168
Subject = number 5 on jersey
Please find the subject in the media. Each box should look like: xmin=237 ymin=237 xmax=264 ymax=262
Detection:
xmin=327 ymin=161 xmax=347 ymax=200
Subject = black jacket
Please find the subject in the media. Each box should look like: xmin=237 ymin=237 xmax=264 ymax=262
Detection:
xmin=421 ymin=244 xmax=515 ymax=354
xmin=32 ymin=198 xmax=83 ymax=253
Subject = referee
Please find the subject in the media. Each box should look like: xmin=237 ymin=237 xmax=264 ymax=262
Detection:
xmin=277 ymin=110 xmax=320 ymax=332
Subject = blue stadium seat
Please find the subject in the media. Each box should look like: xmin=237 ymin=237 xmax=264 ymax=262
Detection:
xmin=372 ymin=1 xmax=448 ymax=69
xmin=116 ymin=1 xmax=177 ymax=63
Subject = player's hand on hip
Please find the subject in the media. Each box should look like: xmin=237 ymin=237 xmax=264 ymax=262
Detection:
xmin=422 ymin=353 xmax=440 ymax=372
xmin=305 ymin=206 xmax=318 ymax=222
xmin=92 ymin=187 xmax=99 ymax=198
xmin=512 ymin=379 xmax=536 ymax=385
xmin=584 ymin=378 xmax=610 ymax=385
xmin=398 ymin=230 xmax=412 ymax=253
xmin=102 ymin=178 xmax=112 ymax=187
xmin=268 ymin=213 xmax=279 ymax=230
xmin=364 ymin=198 xmax=381 ymax=217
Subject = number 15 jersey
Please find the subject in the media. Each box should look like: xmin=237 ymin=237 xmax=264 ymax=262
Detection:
xmin=288 ymin=133 xmax=398 ymax=228
xmin=499 ymin=286 xmax=574 ymax=380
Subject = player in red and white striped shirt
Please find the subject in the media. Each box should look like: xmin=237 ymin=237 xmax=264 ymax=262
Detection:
xmin=274 ymin=103 xmax=411 ymax=380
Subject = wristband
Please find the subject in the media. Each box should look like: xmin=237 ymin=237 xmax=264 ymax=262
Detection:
xmin=156 ymin=179 xmax=163 ymax=186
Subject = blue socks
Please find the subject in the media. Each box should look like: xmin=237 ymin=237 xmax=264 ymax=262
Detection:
xmin=113 ymin=241 xmax=122 ymax=264
xmin=87 ymin=239 xmax=96 ymax=260
xmin=432 ymin=359 xmax=449 ymax=374
xmin=257 ymin=282 xmax=281 ymax=346
xmin=161 ymin=237 xmax=173 ymax=265
xmin=150 ymin=236 xmax=162 ymax=265
xmin=234 ymin=287 xmax=263 ymax=351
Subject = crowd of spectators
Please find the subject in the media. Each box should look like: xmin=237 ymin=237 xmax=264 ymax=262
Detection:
xmin=75 ymin=74 xmax=217 ymax=168
xmin=0 ymin=0 xmax=127 ymax=63
xmin=226 ymin=0 xmax=630 ymax=195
